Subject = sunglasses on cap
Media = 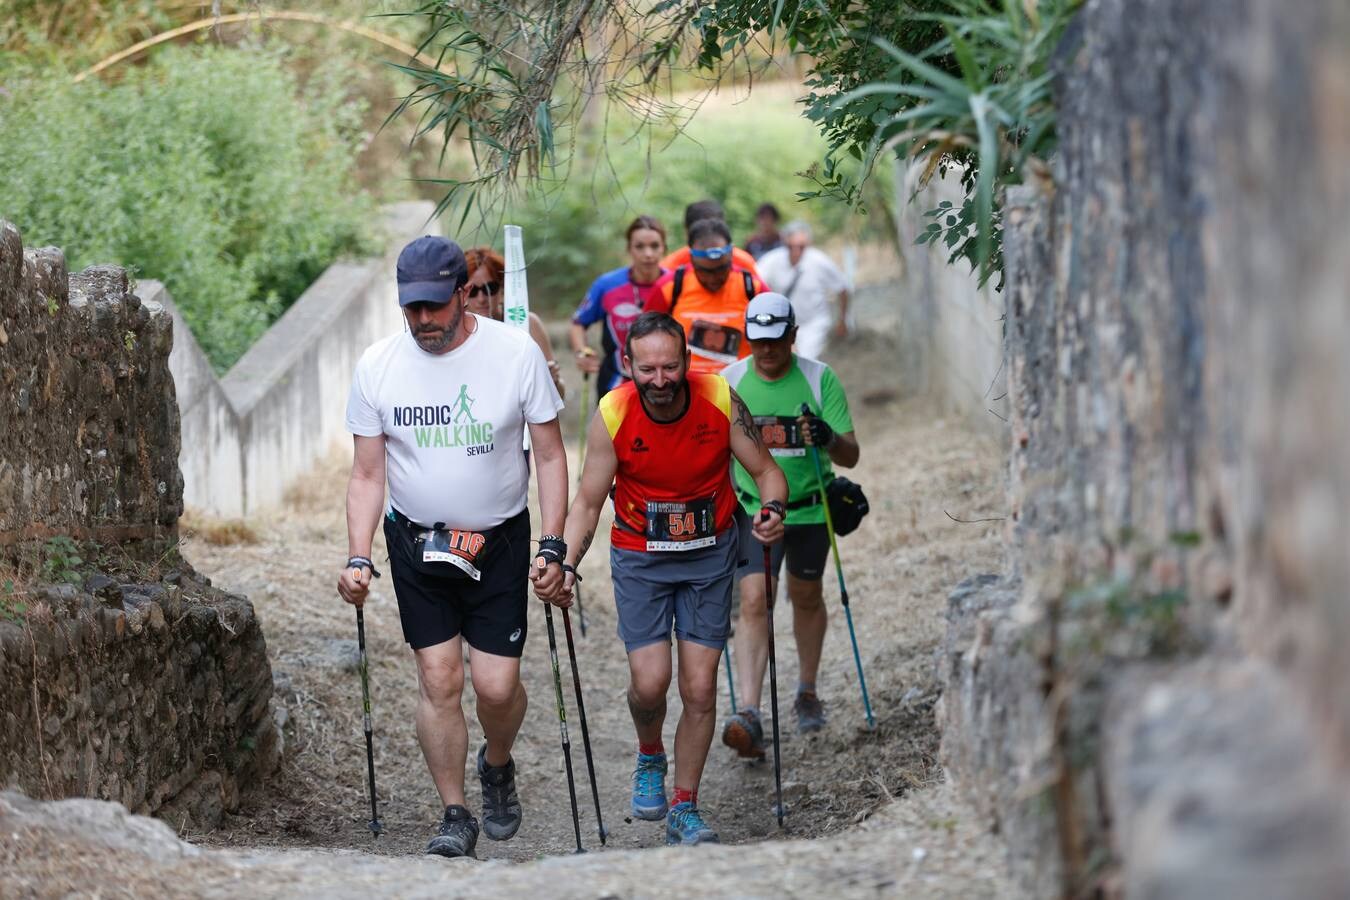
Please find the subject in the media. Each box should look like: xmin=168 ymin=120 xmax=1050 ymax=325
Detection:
xmin=467 ymin=281 xmax=500 ymax=298
xmin=688 ymin=245 xmax=733 ymax=261
xmin=748 ymin=312 xmax=793 ymax=327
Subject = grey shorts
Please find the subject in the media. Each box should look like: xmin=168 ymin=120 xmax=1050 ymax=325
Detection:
xmin=738 ymin=519 xmax=830 ymax=582
xmin=610 ymin=529 xmax=738 ymax=653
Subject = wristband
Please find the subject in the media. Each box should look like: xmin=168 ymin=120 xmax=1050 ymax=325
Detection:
xmin=346 ymin=556 xmax=382 ymax=578
xmin=535 ymin=537 xmax=567 ymax=566
xmin=561 ymin=563 xmax=582 ymax=582
xmin=760 ymin=500 xmax=786 ymax=521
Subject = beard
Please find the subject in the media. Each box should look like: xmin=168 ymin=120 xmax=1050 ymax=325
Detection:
xmin=694 ymin=266 xmax=731 ymax=293
xmin=637 ymin=374 xmax=685 ymax=408
xmin=412 ymin=301 xmax=465 ymax=353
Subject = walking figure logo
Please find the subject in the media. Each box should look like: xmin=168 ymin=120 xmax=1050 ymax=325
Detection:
xmin=506 ymin=306 xmax=527 ymax=325
xmin=453 ymin=384 xmax=477 ymax=424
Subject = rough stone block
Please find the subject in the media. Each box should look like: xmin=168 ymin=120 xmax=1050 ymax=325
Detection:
xmin=0 ymin=571 xmax=276 ymax=830
xmin=1103 ymin=660 xmax=1350 ymax=898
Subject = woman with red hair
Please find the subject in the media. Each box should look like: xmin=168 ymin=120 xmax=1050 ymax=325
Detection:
xmin=464 ymin=246 xmax=566 ymax=400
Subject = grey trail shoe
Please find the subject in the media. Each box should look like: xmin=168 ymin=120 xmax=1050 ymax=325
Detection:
xmin=794 ymin=691 xmax=827 ymax=733
xmin=478 ymin=743 xmax=523 ymax=840
xmin=426 ymin=804 xmax=479 ymax=858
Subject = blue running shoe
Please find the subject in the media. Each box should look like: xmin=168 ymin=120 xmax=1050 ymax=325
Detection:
xmin=665 ymin=801 xmax=719 ymax=845
xmin=631 ymin=752 xmax=668 ymax=820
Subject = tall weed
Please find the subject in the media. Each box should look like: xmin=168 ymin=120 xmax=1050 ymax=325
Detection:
xmin=0 ymin=46 xmax=377 ymax=371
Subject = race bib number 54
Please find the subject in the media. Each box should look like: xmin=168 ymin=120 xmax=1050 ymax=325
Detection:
xmin=645 ymin=497 xmax=717 ymax=552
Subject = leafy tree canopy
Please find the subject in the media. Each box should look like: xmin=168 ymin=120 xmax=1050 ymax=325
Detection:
xmin=398 ymin=0 xmax=1080 ymax=286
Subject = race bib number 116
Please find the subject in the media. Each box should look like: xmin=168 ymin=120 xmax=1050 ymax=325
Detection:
xmin=419 ymin=528 xmax=488 ymax=580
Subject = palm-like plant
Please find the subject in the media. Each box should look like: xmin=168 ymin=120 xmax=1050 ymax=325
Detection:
xmin=830 ymin=0 xmax=1080 ymax=287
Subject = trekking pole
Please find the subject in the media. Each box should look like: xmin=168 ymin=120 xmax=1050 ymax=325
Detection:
xmin=577 ymin=371 xmax=590 ymax=468
xmin=543 ymin=602 xmax=585 ymax=853
xmin=354 ymin=598 xmax=384 ymax=836
xmin=723 ymin=647 xmax=739 ymax=715
xmin=575 ymin=570 xmax=587 ymax=638
xmin=802 ymin=404 xmax=875 ymax=730
xmin=561 ymin=606 xmax=607 ymax=846
xmin=761 ymin=516 xmax=784 ymax=828
xmin=574 ymin=370 xmax=590 ymax=637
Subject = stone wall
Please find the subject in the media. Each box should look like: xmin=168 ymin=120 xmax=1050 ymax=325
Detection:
xmin=0 ymin=571 xmax=277 ymax=831
xmin=939 ymin=1 xmax=1350 ymax=896
xmin=0 ymin=220 xmax=276 ymax=827
xmin=164 ymin=201 xmax=434 ymax=517
xmin=0 ymin=222 xmax=180 ymax=556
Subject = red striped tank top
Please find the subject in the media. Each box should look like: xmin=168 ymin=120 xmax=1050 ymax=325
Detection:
xmin=600 ymin=373 xmax=738 ymax=553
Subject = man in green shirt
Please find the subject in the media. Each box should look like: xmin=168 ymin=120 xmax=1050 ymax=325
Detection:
xmin=719 ymin=293 xmax=861 ymax=755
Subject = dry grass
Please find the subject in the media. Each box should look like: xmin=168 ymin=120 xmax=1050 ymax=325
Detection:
xmin=281 ymin=455 xmax=352 ymax=519
xmin=180 ymin=511 xmax=261 ymax=546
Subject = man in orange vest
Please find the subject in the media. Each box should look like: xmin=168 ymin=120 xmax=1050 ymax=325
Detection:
xmin=646 ymin=218 xmax=768 ymax=375
xmin=540 ymin=311 xmax=787 ymax=845
xmin=661 ymin=199 xmax=761 ymax=277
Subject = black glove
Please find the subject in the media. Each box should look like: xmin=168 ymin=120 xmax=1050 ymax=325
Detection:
xmin=802 ymin=412 xmax=834 ymax=448
xmin=535 ymin=536 xmax=567 ymax=566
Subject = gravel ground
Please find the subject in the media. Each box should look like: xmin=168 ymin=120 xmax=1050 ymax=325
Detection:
xmin=0 ymin=322 xmax=1023 ymax=898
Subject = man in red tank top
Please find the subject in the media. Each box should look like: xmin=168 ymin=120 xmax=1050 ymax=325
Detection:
xmin=539 ymin=312 xmax=786 ymax=846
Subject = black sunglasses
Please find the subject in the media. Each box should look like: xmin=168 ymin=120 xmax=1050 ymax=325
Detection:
xmin=467 ymin=281 xmax=500 ymax=299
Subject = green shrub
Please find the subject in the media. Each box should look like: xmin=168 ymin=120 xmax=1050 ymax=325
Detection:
xmin=462 ymin=99 xmax=892 ymax=313
xmin=0 ymin=46 xmax=377 ymax=371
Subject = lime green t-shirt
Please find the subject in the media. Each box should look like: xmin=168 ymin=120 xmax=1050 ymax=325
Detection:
xmin=722 ymin=355 xmax=854 ymax=525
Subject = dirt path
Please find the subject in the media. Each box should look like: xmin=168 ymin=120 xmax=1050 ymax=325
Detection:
xmin=177 ymin=328 xmax=1011 ymax=886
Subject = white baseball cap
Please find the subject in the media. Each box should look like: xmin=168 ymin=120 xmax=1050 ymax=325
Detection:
xmin=744 ymin=292 xmax=795 ymax=341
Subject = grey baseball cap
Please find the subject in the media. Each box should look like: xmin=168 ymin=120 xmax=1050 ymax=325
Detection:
xmin=396 ymin=235 xmax=467 ymax=306
xmin=745 ymin=292 xmax=795 ymax=341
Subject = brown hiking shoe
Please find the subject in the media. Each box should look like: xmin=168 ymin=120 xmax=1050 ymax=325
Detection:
xmin=721 ymin=708 xmax=766 ymax=758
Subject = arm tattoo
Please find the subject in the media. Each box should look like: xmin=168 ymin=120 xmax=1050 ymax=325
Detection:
xmin=731 ymin=392 xmax=762 ymax=447
xmin=574 ymin=529 xmax=594 ymax=564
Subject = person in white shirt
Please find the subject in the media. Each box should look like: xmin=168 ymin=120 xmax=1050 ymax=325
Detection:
xmin=337 ymin=235 xmax=568 ymax=860
xmin=755 ymin=221 xmax=850 ymax=360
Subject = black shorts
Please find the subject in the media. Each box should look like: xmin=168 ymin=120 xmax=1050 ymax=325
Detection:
xmin=737 ymin=519 xmax=830 ymax=583
xmin=382 ymin=507 xmax=531 ymax=657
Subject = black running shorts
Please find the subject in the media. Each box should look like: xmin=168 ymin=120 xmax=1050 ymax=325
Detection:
xmin=382 ymin=507 xmax=531 ymax=657
xmin=737 ymin=519 xmax=830 ymax=583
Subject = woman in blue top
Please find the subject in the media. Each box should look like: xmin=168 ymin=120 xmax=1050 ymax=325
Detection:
xmin=568 ymin=216 xmax=668 ymax=401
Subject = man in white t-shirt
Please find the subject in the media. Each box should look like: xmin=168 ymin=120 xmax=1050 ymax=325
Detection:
xmin=755 ymin=221 xmax=850 ymax=360
xmin=337 ymin=235 xmax=568 ymax=860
